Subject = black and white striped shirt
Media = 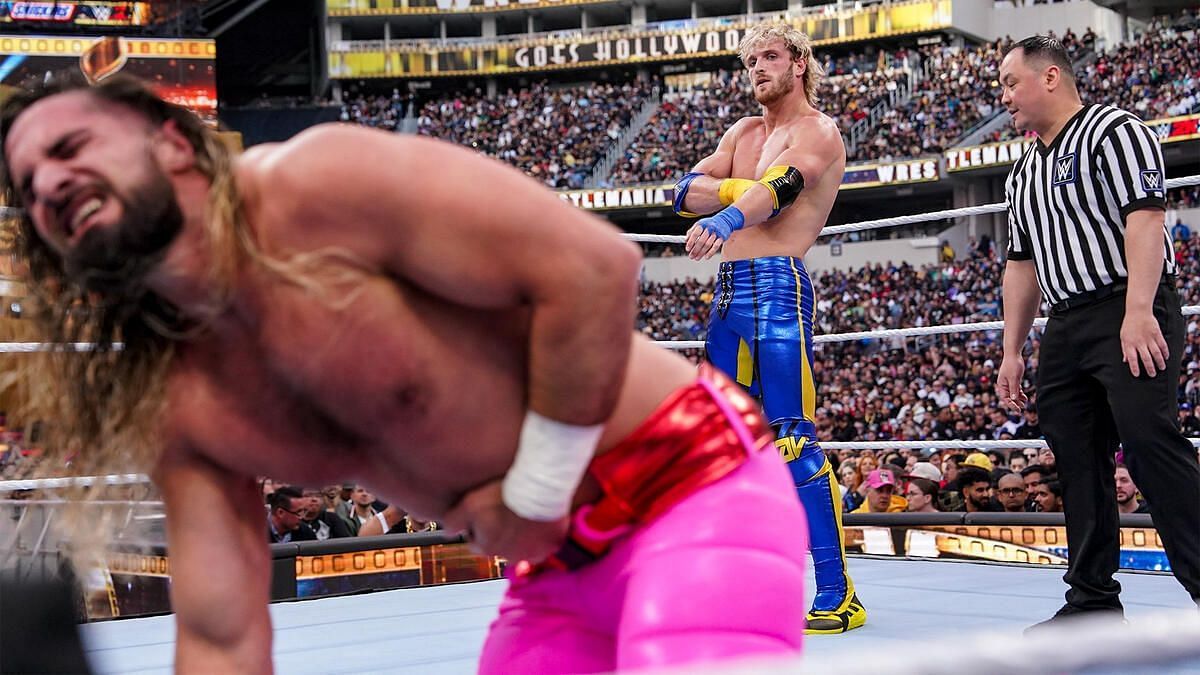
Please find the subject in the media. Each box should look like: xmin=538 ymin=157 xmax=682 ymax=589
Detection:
xmin=1005 ymin=103 xmax=1171 ymax=305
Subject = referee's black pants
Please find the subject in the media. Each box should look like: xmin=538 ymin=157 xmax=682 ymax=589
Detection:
xmin=1038 ymin=281 xmax=1200 ymax=611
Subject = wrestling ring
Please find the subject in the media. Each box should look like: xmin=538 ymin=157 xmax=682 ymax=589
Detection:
xmin=2 ymin=174 xmax=1200 ymax=674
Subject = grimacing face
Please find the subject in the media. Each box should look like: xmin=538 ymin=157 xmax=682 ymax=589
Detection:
xmin=744 ymin=38 xmax=801 ymax=105
xmin=4 ymin=91 xmax=183 ymax=292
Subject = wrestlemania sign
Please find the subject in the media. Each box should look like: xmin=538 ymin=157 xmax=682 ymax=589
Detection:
xmin=558 ymin=157 xmax=942 ymax=211
xmin=328 ymin=0 xmax=953 ymax=77
xmin=946 ymin=112 xmax=1200 ymax=173
xmin=0 ymin=2 xmax=149 ymax=26
xmin=841 ymin=157 xmax=939 ymax=190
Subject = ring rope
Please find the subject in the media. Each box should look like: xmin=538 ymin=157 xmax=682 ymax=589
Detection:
xmin=653 ymin=305 xmax=1200 ymax=350
xmin=1 ymin=312 xmax=1196 ymax=485
xmin=8 ymin=436 xmax=1199 ymax=492
xmin=2 ymin=179 xmax=1198 ymax=488
xmin=8 ymin=305 xmax=1185 ymax=354
xmin=624 ymin=173 xmax=1200 ymax=244
xmin=821 ymin=438 xmax=1200 ymax=450
xmin=0 ymin=342 xmax=117 ymax=353
xmin=0 ymin=473 xmax=148 ymax=492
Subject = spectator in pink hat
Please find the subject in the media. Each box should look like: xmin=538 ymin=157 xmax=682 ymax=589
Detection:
xmin=852 ymin=469 xmax=907 ymax=513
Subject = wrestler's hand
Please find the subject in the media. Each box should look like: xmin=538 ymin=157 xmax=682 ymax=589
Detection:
xmin=1120 ymin=310 xmax=1169 ymax=378
xmin=686 ymin=206 xmax=744 ymax=261
xmin=996 ymin=356 xmax=1027 ymax=414
xmin=685 ymin=222 xmax=724 ymax=260
xmin=443 ymin=480 xmax=568 ymax=564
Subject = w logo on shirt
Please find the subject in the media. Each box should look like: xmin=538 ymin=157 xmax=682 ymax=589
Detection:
xmin=1052 ymin=154 xmax=1076 ymax=186
xmin=1140 ymin=170 xmax=1163 ymax=192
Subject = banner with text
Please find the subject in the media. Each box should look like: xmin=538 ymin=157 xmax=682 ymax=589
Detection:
xmin=558 ymin=157 xmax=943 ymax=211
xmin=0 ymin=1 xmax=149 ymax=26
xmin=841 ymin=156 xmax=940 ymax=190
xmin=329 ymin=0 xmax=612 ymax=15
xmin=946 ymin=113 xmax=1199 ymax=173
xmin=328 ymin=0 xmax=952 ymax=77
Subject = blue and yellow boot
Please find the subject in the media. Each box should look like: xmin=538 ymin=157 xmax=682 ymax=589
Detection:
xmin=778 ymin=436 xmax=867 ymax=635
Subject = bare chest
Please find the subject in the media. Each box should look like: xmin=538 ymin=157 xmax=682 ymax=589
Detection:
xmin=169 ymin=275 xmax=528 ymax=504
xmin=730 ymin=126 xmax=794 ymax=180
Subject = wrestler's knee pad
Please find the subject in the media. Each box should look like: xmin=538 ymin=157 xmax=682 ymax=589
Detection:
xmin=791 ymin=457 xmax=854 ymax=614
xmin=774 ymin=432 xmax=825 ymax=486
xmin=618 ymin=546 xmax=805 ymax=669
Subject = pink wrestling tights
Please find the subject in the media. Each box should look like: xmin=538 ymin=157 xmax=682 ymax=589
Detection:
xmin=477 ymin=445 xmax=809 ymax=674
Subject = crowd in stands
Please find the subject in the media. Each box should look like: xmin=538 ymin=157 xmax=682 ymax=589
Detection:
xmin=603 ymin=28 xmax=1103 ymax=177
xmin=608 ymin=51 xmax=922 ymax=184
xmin=340 ymin=89 xmax=410 ymax=132
xmin=636 ymin=226 xmax=1200 ymax=441
xmin=858 ymin=39 xmax=1009 ymax=161
xmin=336 ymin=14 xmax=1197 ymax=182
xmin=607 ymin=70 xmax=757 ymax=186
xmin=834 ymin=447 xmax=1085 ymax=516
xmin=1077 ymin=13 xmax=1199 ymax=119
xmin=636 ymin=218 xmax=1200 ymax=516
xmin=862 ymin=29 xmax=1093 ymax=160
xmin=329 ymin=12 xmax=1196 ymax=186
xmin=262 ymin=481 xmax=440 ymax=544
xmin=989 ymin=12 xmax=1198 ymax=143
xmin=414 ymin=80 xmax=656 ymax=188
xmin=1171 ymin=185 xmax=1200 ymax=210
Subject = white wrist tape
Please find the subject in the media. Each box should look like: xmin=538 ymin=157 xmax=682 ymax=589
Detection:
xmin=374 ymin=511 xmax=389 ymax=534
xmin=502 ymin=410 xmax=604 ymax=521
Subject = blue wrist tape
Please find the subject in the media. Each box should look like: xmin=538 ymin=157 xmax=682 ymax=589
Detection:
xmin=699 ymin=206 xmax=745 ymax=240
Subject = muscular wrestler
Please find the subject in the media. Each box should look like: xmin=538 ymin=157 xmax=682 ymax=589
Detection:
xmin=673 ymin=22 xmax=862 ymax=633
xmin=1 ymin=75 xmax=809 ymax=673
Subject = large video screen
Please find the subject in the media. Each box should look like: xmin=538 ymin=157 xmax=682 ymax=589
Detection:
xmin=0 ymin=34 xmax=216 ymax=121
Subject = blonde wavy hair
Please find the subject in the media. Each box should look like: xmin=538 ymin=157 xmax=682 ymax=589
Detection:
xmin=0 ymin=74 xmax=362 ymax=572
xmin=738 ymin=21 xmax=825 ymax=108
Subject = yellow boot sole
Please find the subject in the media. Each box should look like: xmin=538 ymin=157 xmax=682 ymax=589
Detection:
xmin=804 ymin=595 xmax=867 ymax=635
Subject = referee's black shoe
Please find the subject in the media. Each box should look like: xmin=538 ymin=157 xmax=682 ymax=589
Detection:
xmin=1024 ymin=604 xmax=1126 ymax=635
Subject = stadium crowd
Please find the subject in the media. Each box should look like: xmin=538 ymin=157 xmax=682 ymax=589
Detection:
xmin=338 ymin=87 xmax=411 ymax=132
xmin=339 ymin=15 xmax=1196 ymax=183
xmin=414 ymin=80 xmax=657 ymax=188
xmin=5 ymin=8 xmax=1197 ymax=533
xmin=636 ymin=201 xmax=1200 ymax=513
xmin=1076 ymin=14 xmax=1198 ymax=119
xmin=608 ymin=55 xmax=921 ymax=184
xmin=858 ymin=29 xmax=1093 ymax=161
xmin=607 ymin=70 xmax=759 ymax=187
xmin=990 ymin=12 xmax=1199 ymax=143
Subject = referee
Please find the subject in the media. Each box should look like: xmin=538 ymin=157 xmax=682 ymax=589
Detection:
xmin=996 ymin=36 xmax=1200 ymax=628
